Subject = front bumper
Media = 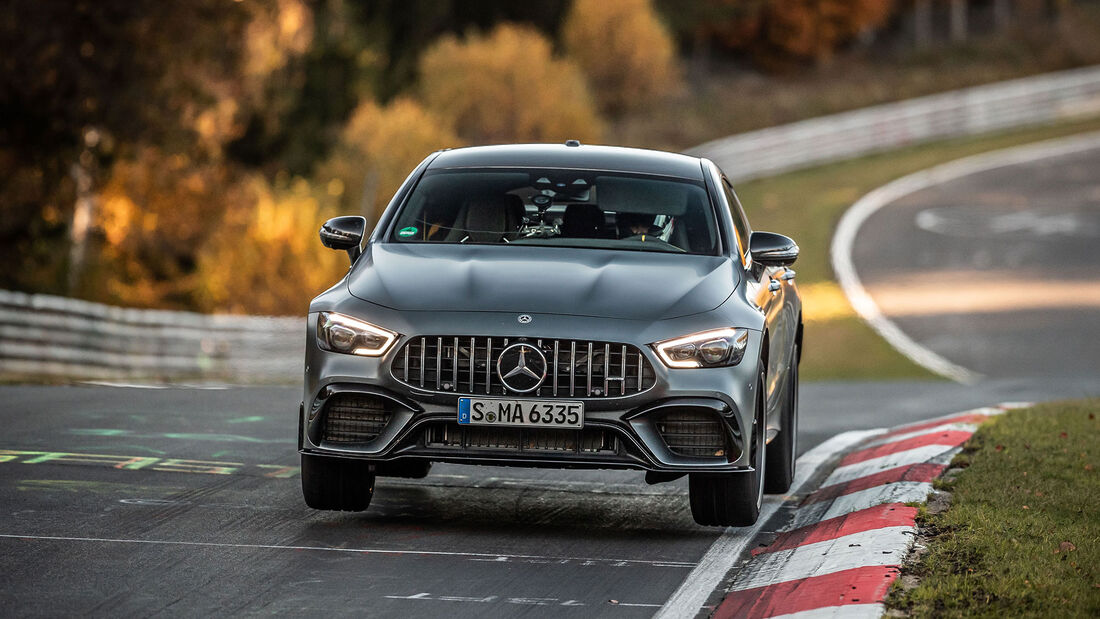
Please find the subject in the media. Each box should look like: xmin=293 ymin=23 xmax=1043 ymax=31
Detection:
xmin=300 ymin=310 xmax=763 ymax=473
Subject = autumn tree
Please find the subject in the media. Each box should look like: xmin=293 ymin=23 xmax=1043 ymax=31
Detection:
xmin=562 ymin=0 xmax=681 ymax=115
xmin=701 ymin=0 xmax=896 ymax=69
xmin=319 ymin=98 xmax=463 ymax=226
xmin=418 ymin=24 xmax=603 ymax=144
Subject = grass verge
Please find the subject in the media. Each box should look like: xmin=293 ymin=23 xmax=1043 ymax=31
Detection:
xmin=731 ymin=115 xmax=1100 ymax=380
xmin=886 ymin=400 xmax=1100 ymax=617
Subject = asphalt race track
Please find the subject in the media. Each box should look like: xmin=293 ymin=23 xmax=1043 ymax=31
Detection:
xmin=852 ymin=144 xmax=1100 ymax=384
xmin=3 ymin=144 xmax=1100 ymax=617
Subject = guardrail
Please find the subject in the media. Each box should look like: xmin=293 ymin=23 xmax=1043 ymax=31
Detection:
xmin=0 ymin=289 xmax=302 ymax=383
xmin=689 ymin=64 xmax=1100 ymax=182
xmin=5 ymin=66 xmax=1100 ymax=383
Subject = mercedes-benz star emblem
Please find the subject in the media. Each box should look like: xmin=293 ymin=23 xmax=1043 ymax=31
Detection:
xmin=496 ymin=343 xmax=547 ymax=393
xmin=517 ymin=314 xmax=532 ymax=324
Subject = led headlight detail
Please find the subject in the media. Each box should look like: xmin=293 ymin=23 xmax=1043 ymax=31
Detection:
xmin=317 ymin=312 xmax=398 ymax=357
xmin=653 ymin=328 xmax=749 ymax=368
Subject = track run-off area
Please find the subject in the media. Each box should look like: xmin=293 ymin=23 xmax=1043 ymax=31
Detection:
xmin=3 ymin=134 xmax=1100 ymax=617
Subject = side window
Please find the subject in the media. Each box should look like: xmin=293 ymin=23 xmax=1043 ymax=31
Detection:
xmin=721 ymin=178 xmax=751 ymax=262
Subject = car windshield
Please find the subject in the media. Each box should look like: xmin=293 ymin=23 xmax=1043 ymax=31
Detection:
xmin=389 ymin=168 xmax=720 ymax=255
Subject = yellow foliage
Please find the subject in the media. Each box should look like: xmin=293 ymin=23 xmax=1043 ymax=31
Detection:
xmin=319 ymin=97 xmax=462 ymax=224
xmin=195 ymin=176 xmax=346 ymax=315
xmin=563 ymin=0 xmax=681 ymax=115
xmin=418 ymin=24 xmax=604 ymax=144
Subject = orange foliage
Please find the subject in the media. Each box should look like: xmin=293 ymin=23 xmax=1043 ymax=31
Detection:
xmin=195 ymin=176 xmax=347 ymax=315
xmin=563 ymin=0 xmax=681 ymax=115
xmin=418 ymin=24 xmax=603 ymax=144
xmin=709 ymin=0 xmax=895 ymax=67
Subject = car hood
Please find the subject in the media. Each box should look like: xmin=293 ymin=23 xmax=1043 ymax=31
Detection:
xmin=346 ymin=243 xmax=737 ymax=321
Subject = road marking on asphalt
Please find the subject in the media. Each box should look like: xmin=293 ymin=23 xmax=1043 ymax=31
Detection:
xmin=652 ymin=428 xmax=885 ymax=619
xmin=830 ymin=130 xmax=1100 ymax=383
xmin=0 ymin=533 xmax=697 ymax=568
xmin=80 ymin=381 xmax=229 ymax=390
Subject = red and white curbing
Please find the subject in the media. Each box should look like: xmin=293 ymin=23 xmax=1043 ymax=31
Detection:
xmin=713 ymin=404 xmax=1029 ymax=619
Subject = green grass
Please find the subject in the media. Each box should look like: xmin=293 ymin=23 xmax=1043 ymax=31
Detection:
xmin=731 ymin=115 xmax=1100 ymax=380
xmin=886 ymin=400 xmax=1100 ymax=617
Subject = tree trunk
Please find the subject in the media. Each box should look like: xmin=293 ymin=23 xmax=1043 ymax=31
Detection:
xmin=950 ymin=0 xmax=968 ymax=42
xmin=993 ymin=0 xmax=1012 ymax=31
xmin=914 ymin=0 xmax=933 ymax=48
xmin=68 ymin=155 xmax=96 ymax=295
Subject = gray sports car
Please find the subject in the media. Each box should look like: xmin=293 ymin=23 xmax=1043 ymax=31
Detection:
xmin=300 ymin=142 xmax=802 ymax=526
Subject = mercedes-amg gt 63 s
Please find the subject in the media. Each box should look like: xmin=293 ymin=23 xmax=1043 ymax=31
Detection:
xmin=300 ymin=142 xmax=802 ymax=526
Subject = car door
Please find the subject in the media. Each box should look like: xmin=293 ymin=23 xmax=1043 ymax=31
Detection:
xmin=720 ymin=176 xmax=795 ymax=427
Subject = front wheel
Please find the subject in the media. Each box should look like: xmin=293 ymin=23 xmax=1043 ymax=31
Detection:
xmin=301 ymin=453 xmax=375 ymax=511
xmin=765 ymin=344 xmax=799 ymax=494
xmin=688 ymin=366 xmax=766 ymax=527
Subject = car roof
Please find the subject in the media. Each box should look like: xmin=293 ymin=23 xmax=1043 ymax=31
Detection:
xmin=426 ymin=143 xmax=706 ymax=180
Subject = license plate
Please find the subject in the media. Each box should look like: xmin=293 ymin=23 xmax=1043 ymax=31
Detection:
xmin=457 ymin=397 xmax=584 ymax=429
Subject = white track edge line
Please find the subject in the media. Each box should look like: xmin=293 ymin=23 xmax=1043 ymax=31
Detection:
xmin=653 ymin=428 xmax=885 ymax=619
xmin=830 ymin=131 xmax=1100 ymax=384
xmin=0 ymin=534 xmax=693 ymax=566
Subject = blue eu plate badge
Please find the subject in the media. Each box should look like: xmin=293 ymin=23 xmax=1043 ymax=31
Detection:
xmin=457 ymin=398 xmax=471 ymax=424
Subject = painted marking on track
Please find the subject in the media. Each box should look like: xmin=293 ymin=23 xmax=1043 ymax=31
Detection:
xmin=861 ymin=422 xmax=979 ymax=449
xmin=831 ymin=130 xmax=1100 ymax=383
xmin=0 ymin=534 xmax=696 ymax=569
xmin=803 ymin=463 xmax=945 ymax=505
xmin=0 ymin=448 xmax=297 ymax=478
xmin=838 ymin=430 xmax=973 ymax=466
xmin=716 ymin=569 xmax=894 ymax=619
xmin=729 ymin=526 xmax=913 ymax=591
xmin=652 ymin=428 xmax=886 ymax=619
xmin=69 ymin=429 xmax=292 ymax=444
xmin=756 ymin=505 xmax=918 ymax=556
xmin=80 ymin=381 xmax=229 ymax=390
xmin=790 ymin=482 xmax=933 ymax=531
xmin=823 ymin=444 xmax=961 ymax=487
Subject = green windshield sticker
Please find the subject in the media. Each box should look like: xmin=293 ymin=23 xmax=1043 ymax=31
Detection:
xmin=398 ymin=226 xmax=418 ymax=238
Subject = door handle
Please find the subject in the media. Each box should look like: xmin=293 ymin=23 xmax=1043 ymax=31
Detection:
xmin=781 ymin=269 xmax=796 ymax=281
xmin=768 ymin=279 xmax=781 ymax=293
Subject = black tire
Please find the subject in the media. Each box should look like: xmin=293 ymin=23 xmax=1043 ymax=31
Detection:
xmin=688 ymin=365 xmax=766 ymax=527
xmin=765 ymin=344 xmax=799 ymax=494
xmin=301 ymin=453 xmax=375 ymax=511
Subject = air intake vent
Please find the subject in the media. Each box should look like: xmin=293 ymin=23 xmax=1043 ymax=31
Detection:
xmin=655 ymin=411 xmax=727 ymax=458
xmin=423 ymin=422 xmax=617 ymax=454
xmin=322 ymin=393 xmax=392 ymax=444
xmin=391 ymin=336 xmax=655 ymax=398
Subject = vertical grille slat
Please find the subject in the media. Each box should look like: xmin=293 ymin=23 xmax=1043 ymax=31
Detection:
xmin=469 ymin=337 xmax=476 ymax=393
xmin=586 ymin=342 xmax=594 ymax=396
xmin=485 ymin=338 xmax=492 ymax=395
xmin=552 ymin=340 xmax=559 ymax=396
xmin=570 ymin=341 xmax=577 ymax=397
xmin=620 ymin=345 xmax=627 ymax=396
xmin=419 ymin=337 xmax=426 ymax=387
xmin=392 ymin=336 xmax=655 ymax=398
xmin=602 ymin=343 xmax=610 ymax=396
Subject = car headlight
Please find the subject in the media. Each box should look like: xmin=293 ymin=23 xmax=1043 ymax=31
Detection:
xmin=652 ymin=328 xmax=750 ymax=368
xmin=316 ymin=312 xmax=399 ymax=357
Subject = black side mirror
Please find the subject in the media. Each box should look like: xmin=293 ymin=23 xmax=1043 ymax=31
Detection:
xmin=320 ymin=216 xmax=366 ymax=263
xmin=749 ymin=231 xmax=799 ymax=267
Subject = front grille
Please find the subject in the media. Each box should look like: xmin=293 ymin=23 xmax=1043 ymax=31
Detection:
xmin=655 ymin=411 xmax=727 ymax=457
xmin=322 ymin=393 xmax=392 ymax=443
xmin=423 ymin=422 xmax=617 ymax=454
xmin=391 ymin=336 xmax=656 ymax=398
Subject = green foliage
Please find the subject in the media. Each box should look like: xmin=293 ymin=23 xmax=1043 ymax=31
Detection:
xmin=886 ymin=400 xmax=1100 ymax=617
xmin=418 ymin=23 xmax=603 ymax=144
xmin=562 ymin=0 xmax=680 ymax=115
